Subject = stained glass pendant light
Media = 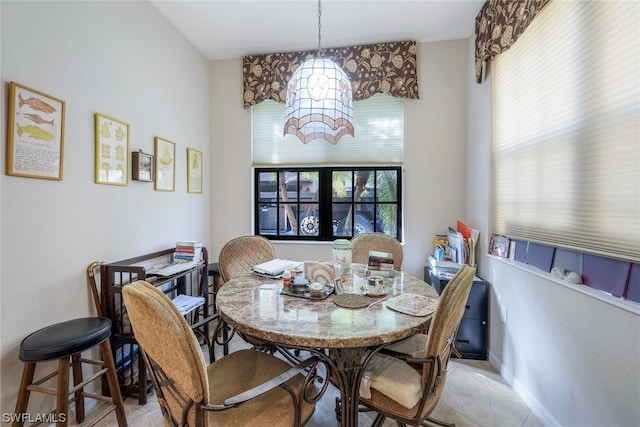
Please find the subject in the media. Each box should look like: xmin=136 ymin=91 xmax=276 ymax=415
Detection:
xmin=284 ymin=0 xmax=354 ymax=144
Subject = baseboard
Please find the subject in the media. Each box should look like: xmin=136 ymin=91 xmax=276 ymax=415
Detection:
xmin=488 ymin=350 xmax=560 ymax=427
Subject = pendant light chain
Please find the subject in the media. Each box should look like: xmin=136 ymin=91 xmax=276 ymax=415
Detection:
xmin=317 ymin=0 xmax=322 ymax=54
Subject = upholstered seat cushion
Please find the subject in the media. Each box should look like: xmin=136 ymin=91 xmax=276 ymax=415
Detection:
xmin=208 ymin=349 xmax=316 ymax=426
xmin=384 ymin=333 xmax=429 ymax=359
xmin=360 ymin=353 xmax=422 ymax=409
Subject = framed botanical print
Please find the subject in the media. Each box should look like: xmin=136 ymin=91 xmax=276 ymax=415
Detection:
xmin=95 ymin=113 xmax=130 ymax=186
xmin=187 ymin=147 xmax=202 ymax=194
xmin=7 ymin=82 xmax=66 ymax=180
xmin=154 ymin=137 xmax=175 ymax=191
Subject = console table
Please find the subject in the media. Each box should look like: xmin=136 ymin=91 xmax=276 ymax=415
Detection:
xmin=100 ymin=247 xmax=213 ymax=404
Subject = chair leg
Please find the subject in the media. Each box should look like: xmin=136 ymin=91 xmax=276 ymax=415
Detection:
xmin=71 ymin=353 xmax=85 ymax=423
xmin=56 ymin=356 xmax=71 ymax=427
xmin=101 ymin=340 xmax=128 ymax=426
xmin=13 ymin=362 xmax=36 ymax=426
xmin=371 ymin=413 xmax=387 ymax=427
xmin=423 ymin=415 xmax=455 ymax=427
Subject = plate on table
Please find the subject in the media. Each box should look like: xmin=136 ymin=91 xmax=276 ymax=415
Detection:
xmin=305 ymin=262 xmax=336 ymax=285
xmin=281 ymin=285 xmax=333 ymax=300
xmin=365 ymin=286 xmax=388 ymax=297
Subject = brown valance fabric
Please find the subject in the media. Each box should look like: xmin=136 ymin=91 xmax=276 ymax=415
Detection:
xmin=475 ymin=0 xmax=550 ymax=83
xmin=243 ymin=40 xmax=419 ymax=107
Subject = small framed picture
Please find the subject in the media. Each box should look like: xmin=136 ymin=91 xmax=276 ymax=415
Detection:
xmin=7 ymin=82 xmax=65 ymax=180
xmin=489 ymin=234 xmax=510 ymax=257
xmin=154 ymin=137 xmax=175 ymax=191
xmin=131 ymin=150 xmax=153 ymax=182
xmin=333 ymin=277 xmax=344 ymax=295
xmin=95 ymin=113 xmax=129 ymax=186
xmin=187 ymin=147 xmax=202 ymax=193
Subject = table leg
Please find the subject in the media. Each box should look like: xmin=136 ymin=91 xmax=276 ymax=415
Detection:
xmin=328 ymin=347 xmax=373 ymax=427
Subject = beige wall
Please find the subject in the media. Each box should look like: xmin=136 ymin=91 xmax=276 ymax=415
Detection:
xmin=1 ymin=1 xmax=211 ymax=413
xmin=209 ymin=40 xmax=470 ymax=279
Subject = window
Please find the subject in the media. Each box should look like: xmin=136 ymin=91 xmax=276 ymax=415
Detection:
xmin=492 ymin=0 xmax=639 ymax=263
xmin=254 ymin=167 xmax=402 ymax=241
xmin=252 ymin=93 xmax=404 ymax=241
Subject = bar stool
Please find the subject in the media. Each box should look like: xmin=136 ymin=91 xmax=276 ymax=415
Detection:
xmin=13 ymin=317 xmax=127 ymax=426
xmin=208 ymin=262 xmax=221 ymax=312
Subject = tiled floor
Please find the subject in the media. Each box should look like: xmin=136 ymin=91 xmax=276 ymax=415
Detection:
xmin=88 ymin=337 xmax=543 ymax=427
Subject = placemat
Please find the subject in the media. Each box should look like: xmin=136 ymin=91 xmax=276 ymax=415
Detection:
xmin=333 ymin=293 xmax=371 ymax=309
xmin=386 ymin=293 xmax=438 ymax=317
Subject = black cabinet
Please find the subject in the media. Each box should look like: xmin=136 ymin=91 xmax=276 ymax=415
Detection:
xmin=425 ymin=267 xmax=488 ymax=360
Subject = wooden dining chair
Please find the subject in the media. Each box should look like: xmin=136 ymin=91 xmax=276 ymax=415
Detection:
xmin=122 ymin=280 xmax=324 ymax=427
xmin=218 ymin=235 xmax=276 ymax=282
xmin=350 ymin=232 xmax=403 ymax=270
xmin=357 ymin=265 xmax=476 ymax=427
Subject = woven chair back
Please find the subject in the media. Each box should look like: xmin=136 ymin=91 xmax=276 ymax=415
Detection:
xmin=350 ymin=232 xmax=403 ymax=270
xmin=122 ymin=281 xmax=209 ymax=425
xmin=219 ymin=235 xmax=276 ymax=282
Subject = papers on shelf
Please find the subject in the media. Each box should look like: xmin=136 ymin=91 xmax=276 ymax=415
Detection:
xmin=150 ymin=260 xmax=202 ymax=277
xmin=386 ymin=293 xmax=438 ymax=317
xmin=171 ymin=294 xmax=205 ymax=315
xmin=253 ymin=259 xmax=299 ymax=277
xmin=427 ymin=255 xmax=462 ymax=274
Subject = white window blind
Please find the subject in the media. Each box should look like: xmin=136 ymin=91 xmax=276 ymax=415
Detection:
xmin=492 ymin=0 xmax=639 ymax=262
xmin=252 ymin=93 xmax=403 ymax=166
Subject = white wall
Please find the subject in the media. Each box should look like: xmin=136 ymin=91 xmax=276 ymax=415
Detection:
xmin=1 ymin=1 xmax=210 ymax=413
xmin=465 ymin=39 xmax=640 ymax=427
xmin=209 ymin=41 xmax=469 ymax=279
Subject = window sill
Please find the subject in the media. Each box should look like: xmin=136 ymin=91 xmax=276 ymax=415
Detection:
xmin=488 ymin=254 xmax=640 ymax=316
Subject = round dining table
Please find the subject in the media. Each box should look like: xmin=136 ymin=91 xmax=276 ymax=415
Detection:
xmin=216 ymin=270 xmax=438 ymax=427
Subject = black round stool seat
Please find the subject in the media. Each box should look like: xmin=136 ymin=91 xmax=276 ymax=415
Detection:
xmin=208 ymin=262 xmax=220 ymax=277
xmin=19 ymin=317 xmax=112 ymax=362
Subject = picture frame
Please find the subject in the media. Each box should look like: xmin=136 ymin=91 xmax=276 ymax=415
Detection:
xmin=7 ymin=82 xmax=66 ymax=180
xmin=131 ymin=150 xmax=153 ymax=182
xmin=154 ymin=137 xmax=175 ymax=191
xmin=187 ymin=147 xmax=203 ymax=194
xmin=95 ymin=113 xmax=129 ymax=186
xmin=489 ymin=234 xmax=510 ymax=258
xmin=333 ymin=277 xmax=344 ymax=295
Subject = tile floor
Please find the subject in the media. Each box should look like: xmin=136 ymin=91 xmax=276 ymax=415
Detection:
xmin=86 ymin=335 xmax=543 ymax=427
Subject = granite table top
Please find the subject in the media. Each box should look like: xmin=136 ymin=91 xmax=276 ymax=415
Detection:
xmin=217 ymin=271 xmax=439 ymax=349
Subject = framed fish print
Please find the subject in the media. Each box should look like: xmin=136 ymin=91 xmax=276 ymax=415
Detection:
xmin=154 ymin=137 xmax=175 ymax=191
xmin=94 ymin=113 xmax=130 ymax=185
xmin=187 ymin=147 xmax=202 ymax=194
xmin=7 ymin=82 xmax=66 ymax=180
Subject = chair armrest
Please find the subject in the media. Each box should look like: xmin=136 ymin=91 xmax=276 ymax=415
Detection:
xmin=222 ymin=356 xmax=320 ymax=406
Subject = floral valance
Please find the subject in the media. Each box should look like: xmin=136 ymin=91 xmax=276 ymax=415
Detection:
xmin=475 ymin=0 xmax=550 ymax=83
xmin=243 ymin=40 xmax=419 ymax=107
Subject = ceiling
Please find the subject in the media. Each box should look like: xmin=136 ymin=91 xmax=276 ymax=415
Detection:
xmin=151 ymin=0 xmax=485 ymax=61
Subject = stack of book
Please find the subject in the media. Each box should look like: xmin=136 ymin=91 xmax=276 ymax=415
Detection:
xmin=174 ymin=241 xmax=203 ymax=262
xmin=368 ymin=250 xmax=395 ymax=277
